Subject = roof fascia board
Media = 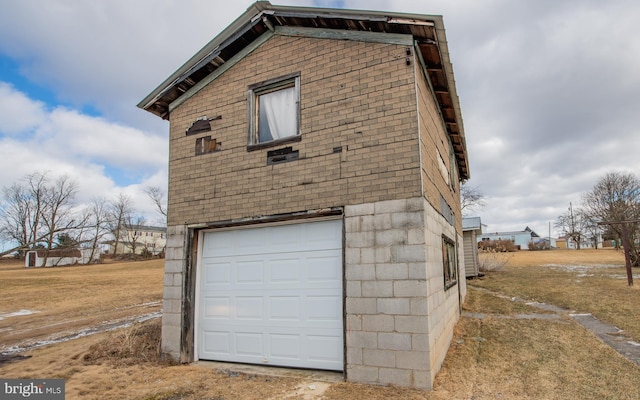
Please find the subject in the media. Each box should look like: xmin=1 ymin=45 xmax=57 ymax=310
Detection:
xmin=139 ymin=1 xmax=445 ymax=111
xmin=169 ymin=31 xmax=274 ymax=114
xmin=414 ymin=38 xmax=455 ymax=165
xmin=414 ymin=39 xmax=445 ymax=124
xmin=138 ymin=1 xmax=272 ymax=110
xmin=186 ymin=17 xmax=263 ymax=80
xmin=275 ymin=25 xmax=413 ymax=46
xmin=431 ymin=16 xmax=469 ymax=178
xmin=170 ymin=28 xmax=413 ymax=113
xmin=271 ymin=9 xmax=386 ymax=22
xmin=265 ymin=3 xmax=440 ymax=24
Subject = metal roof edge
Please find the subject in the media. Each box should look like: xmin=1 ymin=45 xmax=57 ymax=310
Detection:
xmin=137 ymin=1 xmax=274 ymax=110
xmin=138 ymin=2 xmax=446 ymax=111
xmin=430 ymin=16 xmax=469 ymax=180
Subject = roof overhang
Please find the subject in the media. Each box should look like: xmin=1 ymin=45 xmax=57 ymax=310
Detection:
xmin=138 ymin=1 xmax=469 ymax=179
xmin=462 ymin=217 xmax=483 ymax=232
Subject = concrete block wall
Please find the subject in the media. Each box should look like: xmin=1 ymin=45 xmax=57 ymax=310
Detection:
xmin=345 ymin=197 xmax=462 ymax=389
xmin=161 ymin=224 xmax=187 ymax=360
xmin=423 ymin=202 xmax=466 ymax=385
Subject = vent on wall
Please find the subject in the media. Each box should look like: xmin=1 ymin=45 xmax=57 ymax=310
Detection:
xmin=267 ymin=147 xmax=299 ymax=165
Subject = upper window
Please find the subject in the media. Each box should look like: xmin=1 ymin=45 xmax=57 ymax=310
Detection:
xmin=248 ymin=73 xmax=300 ymax=148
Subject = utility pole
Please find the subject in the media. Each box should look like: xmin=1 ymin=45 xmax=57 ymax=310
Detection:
xmin=569 ymin=202 xmax=579 ymax=249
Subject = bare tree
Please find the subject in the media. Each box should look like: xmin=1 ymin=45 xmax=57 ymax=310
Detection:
xmin=0 ymin=172 xmax=79 ymax=265
xmin=144 ymin=185 xmax=167 ymax=222
xmin=0 ymin=172 xmax=47 ymax=256
xmin=38 ymin=175 xmax=79 ymax=267
xmin=107 ymin=193 xmax=134 ymax=256
xmin=555 ymin=202 xmax=586 ymax=249
xmin=76 ymin=197 xmax=111 ymax=262
xmin=580 ymin=210 xmax=602 ymax=249
xmin=582 ymin=171 xmax=640 ymax=267
xmin=460 ymin=182 xmax=486 ymax=216
xmin=123 ymin=214 xmax=146 ymax=255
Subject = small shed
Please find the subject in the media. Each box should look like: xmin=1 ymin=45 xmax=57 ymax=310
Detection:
xmin=462 ymin=217 xmax=482 ymax=277
xmin=25 ymin=248 xmax=99 ymax=267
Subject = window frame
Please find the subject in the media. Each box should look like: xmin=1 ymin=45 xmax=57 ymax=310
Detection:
xmin=442 ymin=235 xmax=458 ymax=290
xmin=247 ymin=72 xmax=301 ymax=151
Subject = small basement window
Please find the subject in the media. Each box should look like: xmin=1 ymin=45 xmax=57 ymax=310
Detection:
xmin=442 ymin=235 xmax=458 ymax=290
xmin=248 ymin=73 xmax=300 ymax=149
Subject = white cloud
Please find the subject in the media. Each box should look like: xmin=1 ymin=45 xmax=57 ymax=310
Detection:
xmin=0 ymin=84 xmax=168 ymax=227
xmin=1 ymin=0 xmax=640 ymax=239
xmin=0 ymin=0 xmax=254 ymax=129
xmin=35 ymin=107 xmax=166 ymax=171
xmin=0 ymin=82 xmax=48 ymax=135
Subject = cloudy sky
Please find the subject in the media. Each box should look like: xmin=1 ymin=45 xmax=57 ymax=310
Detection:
xmin=1 ymin=0 xmax=639 ymax=248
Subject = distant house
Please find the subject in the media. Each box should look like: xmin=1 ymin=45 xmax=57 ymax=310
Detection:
xmin=462 ymin=217 xmax=482 ymax=277
xmin=479 ymin=226 xmax=540 ymax=250
xmin=557 ymin=233 xmax=602 ymax=249
xmin=103 ymin=225 xmax=166 ymax=256
xmin=25 ymin=248 xmax=99 ymax=267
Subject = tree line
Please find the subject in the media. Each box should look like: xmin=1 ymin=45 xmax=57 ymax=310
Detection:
xmin=555 ymin=171 xmax=640 ymax=267
xmin=0 ymin=171 xmax=167 ymax=265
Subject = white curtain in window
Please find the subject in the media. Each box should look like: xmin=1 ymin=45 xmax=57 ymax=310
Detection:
xmin=261 ymin=86 xmax=297 ymax=140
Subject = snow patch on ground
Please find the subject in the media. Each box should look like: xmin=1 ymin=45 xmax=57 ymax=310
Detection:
xmin=542 ymin=263 xmax=621 ymax=272
xmin=0 ymin=310 xmax=39 ymax=320
xmin=542 ymin=264 xmax=639 ymax=280
xmin=0 ymin=311 xmax=161 ymax=356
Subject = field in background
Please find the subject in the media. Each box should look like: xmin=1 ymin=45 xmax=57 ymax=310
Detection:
xmin=0 ymin=259 xmax=163 ymax=352
xmin=1 ymin=250 xmax=639 ymax=399
xmin=474 ymin=248 xmax=640 ymax=341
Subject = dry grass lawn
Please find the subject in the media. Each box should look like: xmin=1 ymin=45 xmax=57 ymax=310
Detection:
xmin=1 ymin=250 xmax=640 ymax=399
xmin=474 ymin=248 xmax=640 ymax=341
xmin=0 ymin=258 xmax=163 ymax=351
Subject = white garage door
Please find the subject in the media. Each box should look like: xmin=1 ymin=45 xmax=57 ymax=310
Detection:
xmin=198 ymin=219 xmax=343 ymax=371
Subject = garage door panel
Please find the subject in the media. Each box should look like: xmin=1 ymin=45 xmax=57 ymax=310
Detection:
xmin=269 ymin=334 xmax=301 ymax=359
xmin=203 ymin=331 xmax=230 ymax=355
xmin=202 ymin=294 xmax=341 ymax=323
xmin=236 ymin=333 xmax=263 ymax=356
xmin=269 ymin=258 xmax=301 ymax=282
xmin=307 ymin=296 xmax=342 ymax=321
xmin=199 ymin=219 xmax=343 ymax=371
xmin=204 ymin=261 xmax=231 ymax=285
xmin=236 ymin=261 xmax=264 ymax=284
xmin=305 ymin=223 xmax=342 ymax=249
xmin=235 ymin=297 xmax=263 ymax=319
xmin=308 ymin=335 xmax=342 ymax=361
xmin=201 ymin=331 xmax=343 ymax=369
xmin=203 ymin=296 xmax=231 ymax=318
xmin=307 ymin=253 xmax=342 ymax=281
xmin=270 ymin=296 xmax=300 ymax=320
xmin=203 ymin=222 xmax=341 ymax=257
